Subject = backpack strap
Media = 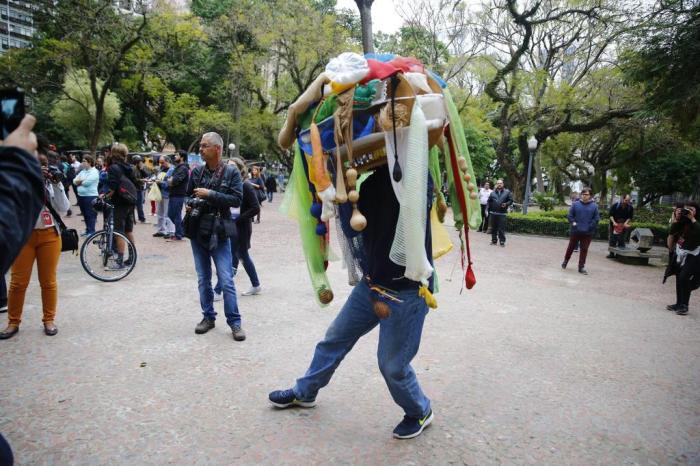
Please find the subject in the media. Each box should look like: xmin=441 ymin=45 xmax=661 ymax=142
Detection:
xmin=43 ymin=188 xmax=68 ymax=232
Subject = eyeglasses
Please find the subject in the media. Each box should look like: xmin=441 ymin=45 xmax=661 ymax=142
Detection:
xmin=199 ymin=143 xmax=211 ymax=149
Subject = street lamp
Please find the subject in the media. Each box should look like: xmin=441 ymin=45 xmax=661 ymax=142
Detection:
xmin=228 ymin=143 xmax=236 ymax=158
xmin=523 ymin=135 xmax=538 ymax=215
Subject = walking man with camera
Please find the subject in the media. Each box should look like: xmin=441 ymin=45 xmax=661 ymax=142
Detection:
xmin=166 ymin=150 xmax=189 ymax=241
xmin=186 ymin=132 xmax=246 ymax=341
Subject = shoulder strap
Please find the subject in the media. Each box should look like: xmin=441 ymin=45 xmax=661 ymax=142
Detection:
xmin=43 ymin=189 xmax=68 ymax=232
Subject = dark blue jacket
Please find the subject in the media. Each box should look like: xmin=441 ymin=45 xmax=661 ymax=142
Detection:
xmin=0 ymin=146 xmax=44 ymax=274
xmin=568 ymin=200 xmax=600 ymax=236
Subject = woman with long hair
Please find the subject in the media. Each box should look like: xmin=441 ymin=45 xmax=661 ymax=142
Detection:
xmin=1 ymin=150 xmax=70 ymax=339
xmin=214 ymin=158 xmax=262 ymax=298
xmin=665 ymin=201 xmax=700 ymax=316
xmin=249 ymin=165 xmax=265 ymax=224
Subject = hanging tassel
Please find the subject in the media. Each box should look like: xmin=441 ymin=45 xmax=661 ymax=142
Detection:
xmin=418 ymin=285 xmax=438 ymax=309
xmin=390 ymin=74 xmax=402 ymax=182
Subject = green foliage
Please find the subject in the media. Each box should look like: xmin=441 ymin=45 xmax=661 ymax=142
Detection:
xmin=506 ymin=213 xmax=669 ymax=244
xmin=50 ymin=70 xmax=122 ymax=148
xmin=621 ymin=2 xmax=700 ymax=141
xmin=633 ymin=147 xmax=700 ymax=205
xmin=532 ymin=192 xmax=556 ymax=211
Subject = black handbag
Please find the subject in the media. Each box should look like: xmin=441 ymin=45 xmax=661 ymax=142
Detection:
xmin=45 ymin=201 xmax=79 ymax=254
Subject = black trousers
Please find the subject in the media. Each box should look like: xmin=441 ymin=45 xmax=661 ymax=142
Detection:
xmin=676 ymin=254 xmax=699 ymax=306
xmin=491 ymin=214 xmax=506 ymax=244
xmin=479 ymin=204 xmax=488 ymax=231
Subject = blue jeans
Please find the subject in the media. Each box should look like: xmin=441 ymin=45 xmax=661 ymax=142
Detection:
xmin=190 ymin=237 xmax=241 ymax=327
xmin=235 ymin=248 xmax=260 ymax=287
xmin=135 ymin=189 xmax=146 ymax=222
xmin=78 ymin=195 xmax=97 ymax=234
xmin=168 ymin=196 xmax=185 ymax=239
xmin=214 ymin=235 xmax=261 ymax=292
xmin=294 ymin=281 xmax=431 ymax=418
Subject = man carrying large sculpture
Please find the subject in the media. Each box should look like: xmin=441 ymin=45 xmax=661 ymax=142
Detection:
xmin=269 ymin=52 xmax=482 ymax=439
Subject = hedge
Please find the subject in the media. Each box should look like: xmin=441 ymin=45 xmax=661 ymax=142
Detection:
xmin=506 ymin=213 xmax=669 ymax=244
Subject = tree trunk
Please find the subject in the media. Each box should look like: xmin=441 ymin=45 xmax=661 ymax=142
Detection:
xmin=535 ymin=155 xmax=544 ymax=192
xmin=355 ymin=0 xmax=374 ymax=54
xmin=599 ymin=169 xmax=607 ymax=207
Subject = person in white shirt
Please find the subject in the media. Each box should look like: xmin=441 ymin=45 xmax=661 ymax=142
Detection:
xmin=478 ymin=181 xmax=492 ymax=232
xmin=73 ymin=155 xmax=100 ymax=236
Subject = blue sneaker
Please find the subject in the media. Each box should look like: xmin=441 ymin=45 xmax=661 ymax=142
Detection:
xmin=392 ymin=409 xmax=434 ymax=439
xmin=268 ymin=389 xmax=316 ymax=408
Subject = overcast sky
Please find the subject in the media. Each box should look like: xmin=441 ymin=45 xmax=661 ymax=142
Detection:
xmin=335 ymin=0 xmax=404 ymax=34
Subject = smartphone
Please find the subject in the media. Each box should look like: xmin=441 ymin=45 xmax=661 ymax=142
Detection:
xmin=0 ymin=88 xmax=25 ymax=139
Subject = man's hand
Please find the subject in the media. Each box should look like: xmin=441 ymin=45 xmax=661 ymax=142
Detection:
xmin=2 ymin=114 xmax=37 ymax=155
xmin=193 ymin=188 xmax=210 ymax=199
xmin=688 ymin=207 xmax=697 ymax=223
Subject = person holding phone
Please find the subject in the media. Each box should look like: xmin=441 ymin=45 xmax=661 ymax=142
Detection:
xmin=666 ymin=202 xmax=700 ymax=315
xmin=1 ymin=138 xmax=70 ymax=339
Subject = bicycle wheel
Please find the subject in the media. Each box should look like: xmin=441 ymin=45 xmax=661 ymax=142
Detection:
xmin=80 ymin=230 xmax=138 ymax=282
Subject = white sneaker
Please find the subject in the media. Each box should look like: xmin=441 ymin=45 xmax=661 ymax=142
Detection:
xmin=213 ymin=292 xmax=223 ymax=302
xmin=241 ymin=286 xmax=262 ymax=296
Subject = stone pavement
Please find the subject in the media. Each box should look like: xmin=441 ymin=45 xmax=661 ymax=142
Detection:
xmin=1 ymin=194 xmax=699 ymax=465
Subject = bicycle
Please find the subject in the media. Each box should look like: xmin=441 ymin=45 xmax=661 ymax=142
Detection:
xmin=80 ymin=199 xmax=137 ymax=281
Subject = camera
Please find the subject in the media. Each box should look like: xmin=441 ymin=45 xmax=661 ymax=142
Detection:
xmin=186 ymin=197 xmax=209 ymax=218
xmin=46 ymin=164 xmax=64 ymax=183
xmin=681 ymin=208 xmax=691 ymax=217
xmin=1 ymin=88 xmax=25 ymax=139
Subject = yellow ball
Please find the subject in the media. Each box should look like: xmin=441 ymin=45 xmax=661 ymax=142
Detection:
xmin=462 ymin=173 xmax=471 ymax=182
xmin=467 ymin=182 xmax=475 ymax=192
xmin=348 ymin=190 xmax=359 ymax=203
xmin=470 ymin=192 xmax=478 ymax=200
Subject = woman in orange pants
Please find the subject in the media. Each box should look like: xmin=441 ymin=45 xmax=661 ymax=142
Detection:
xmin=0 ymin=152 xmax=70 ymax=339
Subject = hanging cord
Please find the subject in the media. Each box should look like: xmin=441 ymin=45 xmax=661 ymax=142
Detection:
xmin=390 ymin=74 xmax=402 ymax=182
xmin=445 ymin=124 xmax=476 ymax=291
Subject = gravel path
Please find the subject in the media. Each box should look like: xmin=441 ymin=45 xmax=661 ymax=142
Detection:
xmin=1 ymin=194 xmax=698 ymax=465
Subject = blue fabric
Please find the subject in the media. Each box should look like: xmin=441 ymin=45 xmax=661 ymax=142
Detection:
xmin=0 ymin=274 xmax=6 ymax=308
xmin=427 ymin=69 xmax=447 ymax=88
xmin=158 ymin=167 xmax=174 ymax=198
xmin=567 ymin=200 xmax=600 ymax=236
xmin=364 ymin=53 xmax=395 ymax=62
xmin=135 ymin=188 xmax=146 ymax=221
xmin=167 ymin=196 xmax=185 ymax=239
xmin=234 ymin=248 xmax=260 ymax=288
xmin=191 ymin=237 xmax=241 ymax=326
xmin=76 ymin=167 xmax=99 ymax=197
xmin=297 ymin=115 xmax=375 ymax=155
xmin=0 ymin=147 xmax=44 ymax=274
xmin=78 ymin=195 xmax=98 ymax=234
xmin=293 ymin=281 xmax=431 ymax=418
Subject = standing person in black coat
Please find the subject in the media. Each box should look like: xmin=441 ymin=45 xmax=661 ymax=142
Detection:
xmin=214 ymin=158 xmax=262 ymax=299
xmin=487 ymin=179 xmax=513 ymax=247
xmin=166 ymin=149 xmax=190 ymax=241
xmin=265 ymin=173 xmax=277 ymax=203
xmin=249 ymin=165 xmax=265 ymax=223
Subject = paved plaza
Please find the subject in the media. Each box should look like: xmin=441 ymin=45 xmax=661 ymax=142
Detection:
xmin=1 ymin=196 xmax=699 ymax=465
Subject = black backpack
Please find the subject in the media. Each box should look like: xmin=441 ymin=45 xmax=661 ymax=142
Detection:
xmin=116 ymin=165 xmax=138 ymax=205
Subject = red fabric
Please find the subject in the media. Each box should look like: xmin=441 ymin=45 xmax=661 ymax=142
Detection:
xmin=445 ymin=124 xmax=476 ymax=290
xmin=361 ymin=59 xmax=400 ymax=83
xmin=389 ymin=56 xmax=425 ymax=73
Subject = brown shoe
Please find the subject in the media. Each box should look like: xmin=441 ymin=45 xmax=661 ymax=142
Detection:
xmin=44 ymin=322 xmax=58 ymax=336
xmin=0 ymin=325 xmax=19 ymax=340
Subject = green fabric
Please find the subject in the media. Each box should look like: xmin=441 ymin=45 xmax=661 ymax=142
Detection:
xmin=353 ymin=80 xmax=379 ymax=109
xmin=280 ymin=143 xmax=334 ymax=307
xmin=443 ymin=88 xmax=482 ymax=231
xmin=443 ymin=138 xmax=463 ymax=229
xmin=428 ymin=146 xmax=446 ymax=208
xmin=298 ymin=95 xmax=339 ymax=131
